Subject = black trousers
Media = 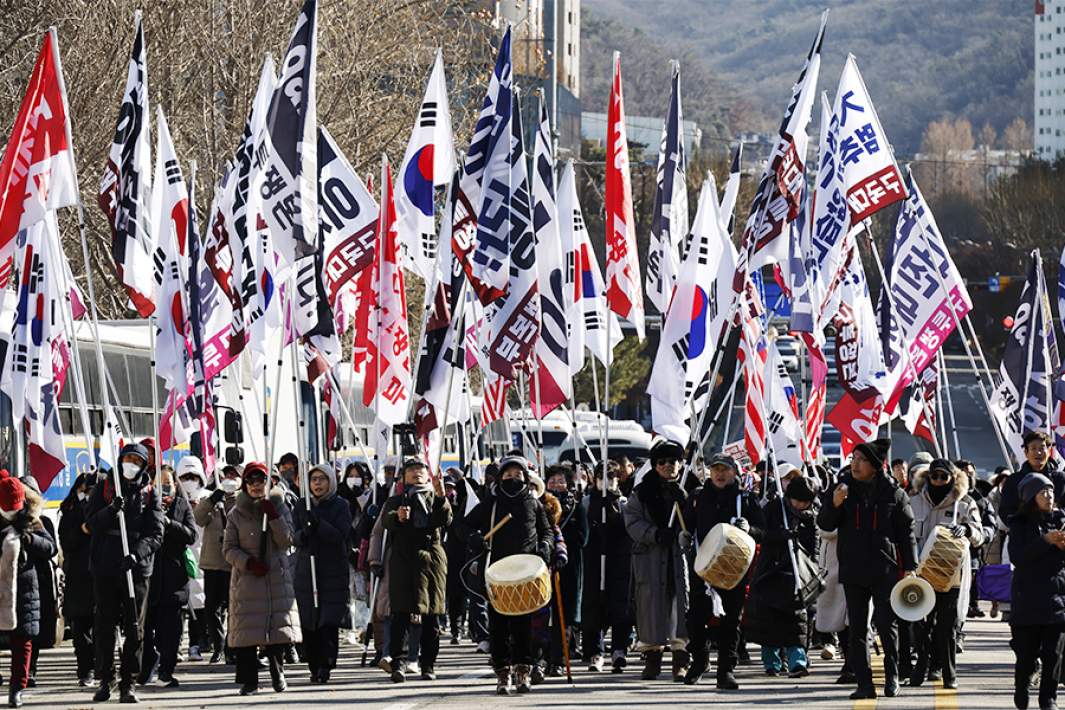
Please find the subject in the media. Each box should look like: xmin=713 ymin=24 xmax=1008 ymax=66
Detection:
xmin=468 ymin=593 xmax=489 ymax=643
xmin=70 ymin=614 xmax=95 ymax=680
xmin=93 ymin=573 xmax=148 ymax=688
xmin=843 ymin=579 xmax=899 ymax=689
xmin=303 ymin=624 xmax=339 ymax=675
xmin=687 ymin=582 xmax=745 ymax=675
xmin=203 ymin=570 xmax=230 ymax=654
xmin=914 ymin=588 xmax=959 ymax=682
xmin=489 ymin=608 xmax=533 ymax=669
xmin=235 ymin=644 xmax=284 ymax=687
xmin=897 ymin=619 xmax=914 ymax=676
xmin=580 ymin=591 xmax=633 ymax=660
xmin=1013 ymin=623 xmax=1065 ymax=707
xmin=140 ymin=600 xmax=184 ymax=678
xmin=391 ymin=613 xmax=441 ymax=668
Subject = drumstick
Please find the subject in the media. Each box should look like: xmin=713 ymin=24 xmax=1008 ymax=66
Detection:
xmin=483 ymin=513 xmax=513 ymax=541
xmin=553 ymin=571 xmax=574 ymax=685
xmin=673 ymin=502 xmax=688 ymax=535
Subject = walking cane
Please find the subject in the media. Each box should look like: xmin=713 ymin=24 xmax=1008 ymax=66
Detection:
xmin=553 ymin=571 xmax=574 ymax=685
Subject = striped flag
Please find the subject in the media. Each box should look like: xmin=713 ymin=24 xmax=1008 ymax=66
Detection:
xmin=737 ymin=298 xmax=768 ymax=465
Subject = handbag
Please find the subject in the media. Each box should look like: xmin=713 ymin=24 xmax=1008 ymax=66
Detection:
xmin=976 ymin=563 xmax=1011 ymax=603
xmin=184 ymin=547 xmax=199 ymax=580
xmin=793 ymin=544 xmax=826 ymax=608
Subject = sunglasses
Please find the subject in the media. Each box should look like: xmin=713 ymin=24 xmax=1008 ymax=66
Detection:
xmin=929 ymin=472 xmax=951 ymax=482
xmin=245 ymin=475 xmax=267 ymax=485
xmin=656 ymin=458 xmax=679 ymax=465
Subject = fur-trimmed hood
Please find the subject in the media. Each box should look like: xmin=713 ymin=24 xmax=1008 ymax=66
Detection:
xmin=911 ymin=465 xmax=969 ymax=502
xmin=0 ymin=486 xmax=44 ymax=535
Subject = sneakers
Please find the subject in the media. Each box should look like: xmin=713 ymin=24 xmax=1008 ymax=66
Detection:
xmin=188 ymin=646 xmax=203 ymax=662
xmin=531 ymin=665 xmax=545 ymax=685
xmin=209 ymin=650 xmax=223 ymax=664
xmin=545 ymin=665 xmax=563 ymax=678
xmin=378 ymin=656 xmax=393 ymax=675
xmin=716 ymin=672 xmax=739 ymax=690
xmin=119 ymin=686 xmax=138 ymax=704
xmin=942 ymin=677 xmax=958 ymax=690
xmin=683 ymin=654 xmax=708 ymax=685
xmin=820 ymin=643 xmax=836 ymax=660
xmin=421 ymin=666 xmax=436 ymax=681
xmin=788 ymin=666 xmax=810 ymax=679
xmin=93 ymin=682 xmax=116 ymax=702
xmin=8 ymin=689 xmax=21 ymax=709
xmin=611 ymin=650 xmax=627 ymax=673
xmin=239 ymin=684 xmax=258 ymax=696
xmin=588 ymin=655 xmax=605 ymax=672
xmin=407 ymin=661 xmax=421 ymax=677
xmin=495 ymin=668 xmax=511 ymax=696
xmin=513 ymin=664 xmax=532 ymax=693
xmin=450 ymin=635 xmax=460 ymax=646
xmin=850 ymin=686 xmax=877 ymax=700
xmin=391 ymin=662 xmax=407 ymax=684
xmin=884 ymin=678 xmax=901 ymax=697
xmin=476 ymin=640 xmax=490 ymax=654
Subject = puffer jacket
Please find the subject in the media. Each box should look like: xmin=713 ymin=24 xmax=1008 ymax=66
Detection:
xmin=194 ymin=490 xmax=236 ymax=572
xmin=85 ymin=468 xmax=164 ymax=579
xmin=908 ymin=468 xmax=985 ymax=591
xmin=817 ymin=469 xmax=917 ymax=586
xmin=464 ymin=483 xmax=552 ymax=564
xmin=223 ymin=487 xmax=301 ymax=648
xmin=999 ymin=457 xmax=1065 ymax=523
xmin=58 ymin=486 xmax=94 ymax=618
xmin=1009 ymin=508 xmax=1065 ymax=627
xmin=148 ymin=487 xmax=197 ymax=607
xmin=292 ymin=466 xmax=353 ymax=630
xmin=0 ymin=487 xmax=56 ymax=637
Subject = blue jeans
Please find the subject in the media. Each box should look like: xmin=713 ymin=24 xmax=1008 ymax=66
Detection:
xmin=761 ymin=645 xmax=808 ymax=672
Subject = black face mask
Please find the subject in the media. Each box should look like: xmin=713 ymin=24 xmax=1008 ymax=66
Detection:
xmin=928 ymin=480 xmax=951 ymax=505
xmin=500 ymin=479 xmax=526 ymax=497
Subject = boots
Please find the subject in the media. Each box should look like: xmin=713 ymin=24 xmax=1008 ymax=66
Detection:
xmin=671 ymin=649 xmax=690 ymax=683
xmin=716 ymin=671 xmax=739 ymax=690
xmin=268 ymin=653 xmax=287 ymax=692
xmin=684 ymin=648 xmax=709 ymax=685
xmin=513 ymin=664 xmax=532 ymax=693
xmin=495 ymin=667 xmax=511 ymax=696
xmin=641 ymin=650 xmax=663 ymax=680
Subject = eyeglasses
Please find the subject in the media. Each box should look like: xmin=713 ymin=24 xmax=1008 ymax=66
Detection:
xmin=1038 ymin=488 xmax=1054 ymax=499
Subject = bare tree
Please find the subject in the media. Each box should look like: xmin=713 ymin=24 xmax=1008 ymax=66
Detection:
xmin=1002 ymin=117 xmax=1032 ymax=152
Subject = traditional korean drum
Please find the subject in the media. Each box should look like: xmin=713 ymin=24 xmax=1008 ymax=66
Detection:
xmin=694 ymin=523 xmax=756 ymax=590
xmin=917 ymin=524 xmax=967 ymax=592
xmin=485 ymin=554 xmax=552 ymax=615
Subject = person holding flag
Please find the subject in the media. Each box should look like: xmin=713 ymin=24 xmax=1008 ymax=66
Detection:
xmin=85 ymin=443 xmax=164 ymax=704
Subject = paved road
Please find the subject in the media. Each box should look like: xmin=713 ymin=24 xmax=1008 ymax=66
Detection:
xmin=32 ymin=604 xmax=1019 ymax=709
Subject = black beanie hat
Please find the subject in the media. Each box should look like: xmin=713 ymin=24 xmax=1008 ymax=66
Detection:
xmin=854 ymin=438 xmax=890 ymax=472
xmin=785 ymin=475 xmax=817 ymax=502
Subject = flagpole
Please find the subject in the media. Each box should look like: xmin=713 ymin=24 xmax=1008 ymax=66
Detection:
xmin=149 ymin=320 xmax=163 ymax=487
xmin=372 ymin=156 xmax=387 ymax=499
xmin=963 ymin=314 xmax=998 ymax=395
xmin=940 ymin=349 xmax=961 ymax=458
xmin=913 ymin=217 xmax=1014 ymax=468
xmin=432 ymin=278 xmax=469 ymax=479
xmin=531 ymin=369 xmax=546 ymax=469
xmin=49 ymin=26 xmax=134 ymax=602
xmin=325 ymin=369 xmax=373 ymax=466
xmin=935 ymin=352 xmax=949 ymax=457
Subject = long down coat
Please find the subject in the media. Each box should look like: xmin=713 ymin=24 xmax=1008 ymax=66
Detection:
xmin=223 ymin=487 xmax=301 ymax=648
xmin=382 ymin=487 xmax=451 ymax=616
xmin=292 ymin=466 xmax=353 ymax=630
xmin=0 ymin=487 xmax=57 ymax=638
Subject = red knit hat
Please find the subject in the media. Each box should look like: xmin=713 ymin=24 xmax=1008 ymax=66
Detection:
xmin=0 ymin=473 xmax=25 ymax=513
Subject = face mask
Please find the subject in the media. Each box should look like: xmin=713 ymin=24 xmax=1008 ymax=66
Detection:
xmin=0 ymin=509 xmax=17 ymax=521
xmin=181 ymin=480 xmax=202 ymax=497
xmin=500 ymin=479 xmax=526 ymax=496
xmin=77 ymin=492 xmax=89 ymax=502
xmin=346 ymin=477 xmax=361 ymax=490
xmin=121 ymin=463 xmax=141 ymax=481
xmin=606 ymin=477 xmax=620 ymax=493
xmin=220 ymin=478 xmax=241 ymax=494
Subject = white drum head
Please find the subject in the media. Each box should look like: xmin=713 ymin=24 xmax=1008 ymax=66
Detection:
xmin=485 ymin=553 xmax=547 ymax=586
xmin=694 ymin=523 xmax=732 ymax=572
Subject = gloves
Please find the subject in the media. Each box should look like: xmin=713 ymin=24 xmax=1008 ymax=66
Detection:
xmin=247 ymin=557 xmax=270 ymax=577
xmin=679 ymin=530 xmax=693 ymax=551
xmin=731 ymin=517 xmax=750 ymax=533
xmin=260 ymin=499 xmax=280 ymax=520
xmin=110 ymin=496 xmax=125 ymax=513
xmin=469 ymin=533 xmax=486 ymax=553
xmin=306 ymin=509 xmax=320 ymax=531
xmin=210 ymin=489 xmax=225 ymax=504
xmin=120 ymin=553 xmax=138 ymax=572
xmin=550 ymin=553 xmax=567 ymax=571
xmin=949 ymin=524 xmax=969 ymax=539
xmin=365 ymin=503 xmax=380 ymax=521
xmin=655 ymin=527 xmax=676 ymax=546
xmin=370 ymin=563 xmax=383 ymax=577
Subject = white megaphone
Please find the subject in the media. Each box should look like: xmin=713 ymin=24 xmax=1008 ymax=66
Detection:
xmin=890 ymin=575 xmax=935 ymax=622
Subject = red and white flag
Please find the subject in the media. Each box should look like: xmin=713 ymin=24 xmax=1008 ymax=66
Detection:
xmin=0 ymin=31 xmax=78 ymax=279
xmin=396 ymin=49 xmax=455 ymax=281
xmin=529 ymin=96 xmax=570 ymax=418
xmin=99 ymin=15 xmax=155 ymax=317
xmin=362 ymin=157 xmax=411 ymax=426
xmin=149 ymin=108 xmax=192 ymax=394
xmin=737 ymin=298 xmax=768 ymax=465
xmin=604 ymin=52 xmax=644 ymax=340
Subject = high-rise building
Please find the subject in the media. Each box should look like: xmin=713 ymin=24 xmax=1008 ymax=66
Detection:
xmin=1036 ymin=0 xmax=1065 ymax=160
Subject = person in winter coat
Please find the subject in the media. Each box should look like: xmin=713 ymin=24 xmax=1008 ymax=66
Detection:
xmin=624 ymin=439 xmax=691 ymax=683
xmin=86 ymin=443 xmax=165 ymax=704
xmin=1000 ymin=431 xmax=1065 ymax=522
xmin=464 ymin=455 xmax=552 ymax=695
xmin=382 ymin=459 xmax=450 ymax=682
xmin=543 ymin=466 xmax=587 ymax=677
xmin=176 ymin=458 xmax=210 ymax=662
xmin=58 ymin=473 xmax=96 ymax=686
xmin=744 ymin=475 xmax=819 ymax=678
xmin=194 ymin=465 xmax=240 ymax=664
xmin=817 ymin=438 xmax=917 ymax=701
xmin=139 ymin=464 xmax=197 ymax=688
xmin=0 ymin=472 xmax=55 ymax=708
xmin=581 ymin=461 xmax=633 ymax=674
xmin=907 ymin=459 xmax=985 ymax=689
xmin=13 ymin=475 xmax=56 ymax=691
xmin=1008 ymin=472 xmax=1065 ymax=710
xmin=223 ymin=462 xmax=301 ymax=695
xmin=681 ymin=452 xmax=766 ymax=689
xmin=292 ymin=463 xmax=353 ymax=684
xmin=444 ymin=470 xmax=475 ymax=644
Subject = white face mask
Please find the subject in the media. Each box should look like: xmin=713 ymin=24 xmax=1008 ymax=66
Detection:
xmin=121 ymin=463 xmax=142 ymax=481
xmin=219 ymin=478 xmax=240 ymax=494
xmin=181 ymin=480 xmax=202 ymax=497
xmin=346 ymin=477 xmax=361 ymax=489
xmin=0 ymin=509 xmax=17 ymax=521
xmin=607 ymin=477 xmax=620 ymax=493
xmin=77 ymin=492 xmax=89 ymax=502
